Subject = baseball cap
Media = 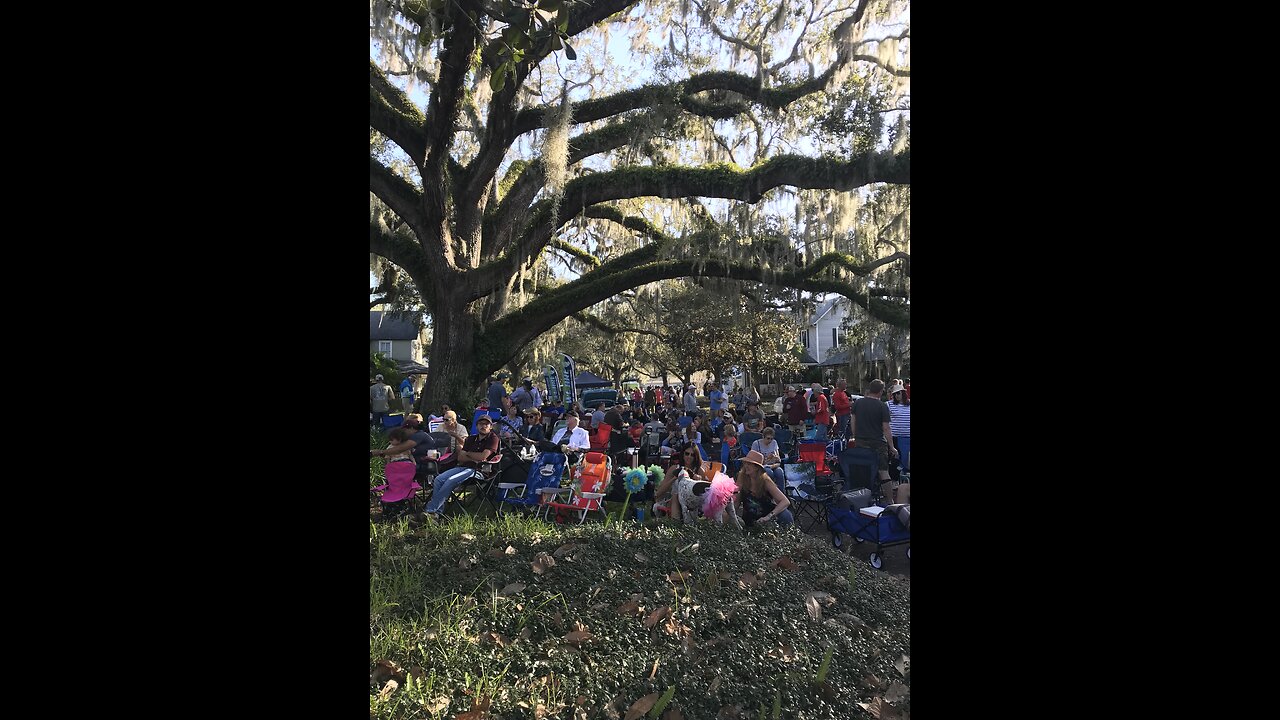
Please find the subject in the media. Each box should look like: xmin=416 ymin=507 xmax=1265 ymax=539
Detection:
xmin=890 ymin=383 xmax=905 ymax=394
xmin=375 ymin=374 xmax=384 ymax=381
xmin=476 ymin=416 xmax=492 ymax=424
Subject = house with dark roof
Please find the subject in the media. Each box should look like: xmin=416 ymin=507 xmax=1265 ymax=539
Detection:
xmin=370 ymin=311 xmax=429 ymax=366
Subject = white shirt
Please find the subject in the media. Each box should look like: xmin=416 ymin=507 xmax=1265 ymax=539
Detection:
xmin=551 ymin=425 xmax=591 ymax=451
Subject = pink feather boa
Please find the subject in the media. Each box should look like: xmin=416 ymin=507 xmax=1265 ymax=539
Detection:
xmin=702 ymin=472 xmax=738 ymax=518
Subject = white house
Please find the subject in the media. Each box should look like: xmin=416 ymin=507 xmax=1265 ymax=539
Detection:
xmin=796 ymin=296 xmax=851 ymax=364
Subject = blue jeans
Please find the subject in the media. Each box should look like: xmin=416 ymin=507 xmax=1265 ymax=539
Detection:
xmin=426 ymin=466 xmax=476 ymax=513
xmin=371 ymin=411 xmax=388 ymax=428
xmin=766 ymin=466 xmax=786 ymax=493
xmin=814 ymin=423 xmax=828 ymax=441
xmin=836 ymin=414 xmax=851 ymax=439
xmin=895 ymin=436 xmax=910 ymax=472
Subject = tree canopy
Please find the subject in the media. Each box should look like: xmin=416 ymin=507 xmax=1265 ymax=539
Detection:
xmin=369 ymin=0 xmax=910 ymax=411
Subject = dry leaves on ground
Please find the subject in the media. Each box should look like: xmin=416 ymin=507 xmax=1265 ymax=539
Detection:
xmin=644 ymin=606 xmax=671 ymax=628
xmin=668 ymin=570 xmax=690 ymax=583
xmin=624 ymin=693 xmax=660 ymax=720
xmin=616 ymin=597 xmax=643 ymax=616
xmin=564 ymin=630 xmax=594 ymax=645
xmin=500 ymin=582 xmax=526 ymax=596
xmin=771 ymin=556 xmax=798 ymax=571
xmin=377 ymin=679 xmax=398 ymax=700
xmin=370 ymin=659 xmax=404 ymax=687
xmin=532 ymin=552 xmax=556 ymax=574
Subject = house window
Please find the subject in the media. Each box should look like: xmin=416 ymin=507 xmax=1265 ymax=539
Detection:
xmin=378 ymin=340 xmax=392 ymax=357
xmin=832 ymin=328 xmax=839 ymax=348
xmin=801 ymin=331 xmax=808 ymax=348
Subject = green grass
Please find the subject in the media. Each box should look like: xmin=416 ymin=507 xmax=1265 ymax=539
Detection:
xmin=370 ymin=438 xmax=910 ymax=719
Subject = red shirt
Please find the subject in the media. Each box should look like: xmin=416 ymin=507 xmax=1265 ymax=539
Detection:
xmin=812 ymin=392 xmax=830 ymax=425
xmin=832 ymin=390 xmax=852 ymax=416
xmin=904 ymin=383 xmax=911 ymax=401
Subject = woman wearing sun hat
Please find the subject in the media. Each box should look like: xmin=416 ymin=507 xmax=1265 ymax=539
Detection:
xmin=734 ymin=449 xmax=793 ymax=529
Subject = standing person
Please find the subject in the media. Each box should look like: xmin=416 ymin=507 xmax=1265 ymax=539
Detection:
xmin=742 ymin=399 xmax=766 ymax=432
xmin=888 ymin=383 xmax=911 ymax=476
xmin=644 ymin=386 xmax=656 ymax=416
xmin=735 ymin=449 xmax=793 ymax=529
xmin=510 ymin=378 xmax=536 ymax=412
xmin=422 ymin=415 xmax=499 ymax=520
xmin=487 ymin=374 xmax=509 ymax=411
xmin=530 ymin=382 xmax=543 ymax=410
xmin=709 ymin=385 xmax=728 ymax=414
xmin=684 ymin=384 xmax=699 ymax=417
xmin=370 ymin=374 xmax=395 ymax=430
xmin=399 ymin=375 xmax=416 ymax=415
xmin=831 ymin=379 xmax=853 ymax=441
xmin=653 ymin=386 xmax=664 ymax=416
xmin=603 ymin=401 xmax=627 ymax=453
xmin=851 ymin=380 xmax=899 ymax=498
xmin=783 ymin=386 xmax=808 ymax=440
xmin=809 ymin=382 xmax=831 ymax=441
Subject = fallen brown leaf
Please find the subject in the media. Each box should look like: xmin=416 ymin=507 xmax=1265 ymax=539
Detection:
xmin=663 ymin=708 xmax=684 ymax=720
xmin=624 ymin=693 xmax=660 ymax=720
xmin=644 ymin=606 xmax=671 ymax=628
xmin=805 ymin=595 xmax=822 ymax=622
xmin=634 ymin=553 xmax=650 ymax=563
xmin=648 ymin=658 xmax=659 ymax=679
xmin=885 ymin=681 xmax=909 ymax=702
xmin=668 ymin=571 xmax=690 ymax=583
xmin=505 ymin=545 xmax=517 ymax=554
xmin=532 ymin=552 xmax=557 ymax=575
xmin=708 ymin=677 xmax=721 ymax=695
xmin=487 ymin=549 xmax=506 ymax=559
xmin=377 ymin=679 xmax=399 ymax=700
xmin=564 ymin=630 xmax=594 ymax=645
xmin=771 ymin=556 xmax=798 ymax=571
xmin=483 ymin=631 xmax=510 ymax=647
xmin=425 ymin=695 xmax=450 ymax=713
xmin=572 ymin=619 xmax=587 ymax=633
xmin=616 ymin=599 xmax=642 ymax=616
xmin=554 ymin=543 xmax=577 ymax=557
xmin=408 ymin=666 xmax=427 ymax=681
xmin=738 ymin=573 xmax=757 ymax=588
xmin=370 ymin=659 xmax=404 ymax=687
xmin=766 ymin=644 xmax=797 ymax=662
xmin=460 ymin=533 xmax=476 ymax=541
xmin=458 ymin=556 xmax=475 ymax=569
xmin=551 ymin=611 xmax=564 ymax=630
xmin=500 ymin=582 xmax=526 ymax=596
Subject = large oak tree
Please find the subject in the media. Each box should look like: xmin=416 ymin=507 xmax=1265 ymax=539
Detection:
xmin=370 ymin=0 xmax=910 ymax=411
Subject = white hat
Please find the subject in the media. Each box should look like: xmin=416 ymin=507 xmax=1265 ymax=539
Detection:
xmin=375 ymin=374 xmax=384 ymax=381
xmin=889 ymin=383 xmax=905 ymax=394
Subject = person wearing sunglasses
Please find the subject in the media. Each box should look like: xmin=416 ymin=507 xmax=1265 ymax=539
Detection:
xmin=652 ymin=442 xmax=708 ymax=522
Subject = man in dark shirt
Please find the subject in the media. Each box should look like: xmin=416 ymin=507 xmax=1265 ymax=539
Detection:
xmin=423 ymin=415 xmax=500 ymax=518
xmin=603 ymin=402 xmax=627 ymax=452
xmin=851 ymin=379 xmax=898 ymax=496
xmin=487 ymin=375 xmax=509 ymax=410
xmin=783 ymin=386 xmax=809 ymax=439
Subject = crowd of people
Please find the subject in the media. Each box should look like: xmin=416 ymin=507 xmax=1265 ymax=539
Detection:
xmin=372 ymin=372 xmax=911 ymax=529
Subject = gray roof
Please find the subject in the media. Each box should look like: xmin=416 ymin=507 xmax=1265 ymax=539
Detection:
xmin=370 ymin=311 xmax=421 ymax=341
xmin=798 ymin=348 xmax=819 ymax=365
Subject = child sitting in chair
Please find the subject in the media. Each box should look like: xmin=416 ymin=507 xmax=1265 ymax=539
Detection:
xmin=628 ymin=420 xmax=644 ymax=447
xmin=376 ymin=427 xmax=421 ymax=519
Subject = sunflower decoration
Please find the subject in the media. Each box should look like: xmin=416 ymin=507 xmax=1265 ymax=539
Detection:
xmin=615 ymin=467 xmax=650 ymax=525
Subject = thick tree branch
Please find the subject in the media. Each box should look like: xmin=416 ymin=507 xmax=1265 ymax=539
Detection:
xmin=552 ymin=240 xmax=600 ymax=267
xmin=478 ymin=251 xmax=908 ymax=371
xmin=489 ymin=115 xmax=662 ymax=256
xmin=370 ymin=66 xmax=428 ymax=163
xmin=570 ymin=311 xmax=664 ymax=339
xmin=370 ymin=157 xmax=426 ymax=230
xmin=370 ymin=221 xmax=439 ymax=308
xmin=420 ymin=0 xmax=482 ymax=269
xmin=519 ymin=150 xmax=909 ymax=252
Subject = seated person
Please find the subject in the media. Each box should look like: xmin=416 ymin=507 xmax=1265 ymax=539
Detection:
xmin=653 ymin=442 xmax=707 ymax=523
xmin=749 ymin=426 xmax=787 ymax=492
xmin=547 ymin=411 xmax=591 ymax=462
xmin=496 ymin=405 xmax=523 ymax=439
xmin=628 ymin=420 xmax=644 ymax=447
xmin=422 ymin=415 xmax=500 ymax=520
xmin=735 ymin=450 xmax=793 ymax=529
xmin=542 ymin=400 xmax=563 ymax=425
xmin=519 ymin=408 xmax=546 ymax=443
xmin=373 ymin=415 xmax=447 ymax=465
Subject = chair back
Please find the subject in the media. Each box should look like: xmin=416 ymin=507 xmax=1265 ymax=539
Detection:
xmin=837 ymin=447 xmax=880 ymax=492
